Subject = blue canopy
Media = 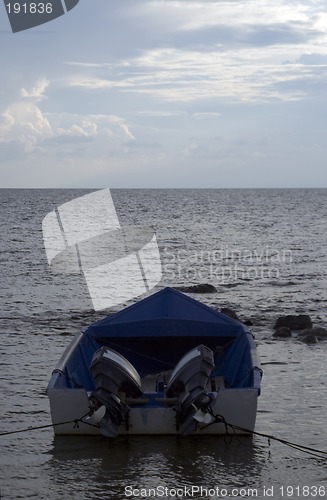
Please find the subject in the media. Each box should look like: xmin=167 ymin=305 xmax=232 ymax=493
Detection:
xmin=54 ymin=288 xmax=258 ymax=391
xmin=84 ymin=287 xmax=246 ymax=340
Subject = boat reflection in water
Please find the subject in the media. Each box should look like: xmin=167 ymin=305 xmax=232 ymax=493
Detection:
xmin=49 ymin=434 xmax=266 ymax=499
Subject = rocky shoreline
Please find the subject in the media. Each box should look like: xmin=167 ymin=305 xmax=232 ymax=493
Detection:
xmin=174 ymin=284 xmax=327 ymax=344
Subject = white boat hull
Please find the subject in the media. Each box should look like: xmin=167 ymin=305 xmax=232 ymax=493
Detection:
xmin=47 ymin=288 xmax=262 ymax=437
xmin=48 ymin=387 xmax=258 ymax=436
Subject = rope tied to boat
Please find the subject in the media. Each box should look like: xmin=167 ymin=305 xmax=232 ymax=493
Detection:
xmin=0 ymin=410 xmax=99 ymax=437
xmin=199 ymin=408 xmax=327 ymax=461
xmin=0 ymin=410 xmax=326 ymax=461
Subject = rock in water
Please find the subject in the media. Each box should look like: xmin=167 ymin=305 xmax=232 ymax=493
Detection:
xmin=273 ymin=327 xmax=292 ymax=338
xmin=274 ymin=314 xmax=312 ymax=331
xmin=175 ymin=283 xmax=217 ymax=293
xmin=313 ymin=327 xmax=327 ymax=340
xmin=220 ymin=307 xmax=241 ymax=322
xmin=299 ymin=332 xmax=319 ymax=344
xmin=297 ymin=327 xmax=327 ymax=342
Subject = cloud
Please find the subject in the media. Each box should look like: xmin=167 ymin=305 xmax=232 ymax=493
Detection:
xmin=119 ymin=122 xmax=135 ymax=140
xmin=168 ymin=21 xmax=321 ymax=52
xmin=0 ymin=78 xmax=52 ymax=152
xmin=66 ymin=77 xmax=115 ymax=89
xmin=131 ymin=110 xmax=185 ymax=117
xmin=57 ymin=12 xmax=326 ymax=105
xmin=20 ymin=78 xmax=50 ymax=101
xmin=1 ymin=0 xmax=327 ymax=187
xmin=55 ymin=121 xmax=98 ymax=143
xmin=0 ymin=77 xmax=136 ymax=156
xmin=0 ymin=101 xmax=53 ymax=153
xmin=192 ymin=112 xmax=221 ymax=120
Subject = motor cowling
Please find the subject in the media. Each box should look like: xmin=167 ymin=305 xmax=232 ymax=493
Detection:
xmin=165 ymin=345 xmax=215 ymax=435
xmin=90 ymin=346 xmax=143 ymax=437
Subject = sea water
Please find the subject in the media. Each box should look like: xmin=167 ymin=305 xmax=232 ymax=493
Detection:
xmin=0 ymin=189 xmax=326 ymax=499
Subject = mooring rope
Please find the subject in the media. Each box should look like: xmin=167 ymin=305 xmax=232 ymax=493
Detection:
xmin=0 ymin=410 xmax=326 ymax=461
xmin=200 ymin=411 xmax=327 ymax=461
xmin=0 ymin=411 xmax=98 ymax=437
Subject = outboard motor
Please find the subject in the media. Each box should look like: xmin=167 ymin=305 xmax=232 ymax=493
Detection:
xmin=90 ymin=346 xmax=143 ymax=437
xmin=165 ymin=345 xmax=215 ymax=435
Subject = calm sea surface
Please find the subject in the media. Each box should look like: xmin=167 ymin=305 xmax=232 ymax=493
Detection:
xmin=0 ymin=189 xmax=326 ymax=500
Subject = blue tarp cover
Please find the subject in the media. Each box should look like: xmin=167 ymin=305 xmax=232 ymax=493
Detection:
xmin=56 ymin=288 xmax=258 ymax=390
xmin=84 ymin=287 xmax=247 ymax=339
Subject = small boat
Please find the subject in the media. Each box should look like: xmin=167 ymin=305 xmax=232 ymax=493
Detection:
xmin=47 ymin=287 xmax=262 ymax=437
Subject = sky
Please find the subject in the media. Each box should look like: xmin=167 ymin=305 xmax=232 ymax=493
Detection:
xmin=1 ymin=0 xmax=327 ymax=188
